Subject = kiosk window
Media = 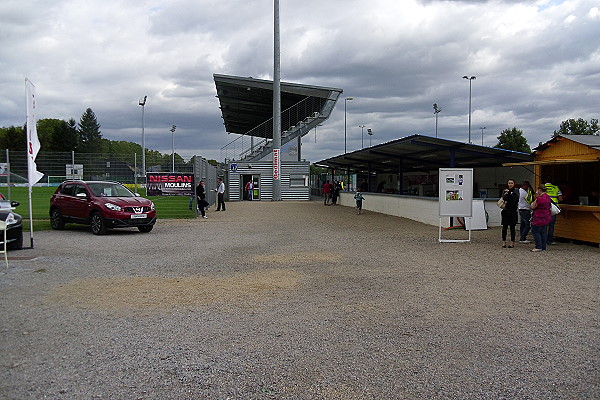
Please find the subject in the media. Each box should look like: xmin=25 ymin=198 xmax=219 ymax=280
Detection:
xmin=290 ymin=175 xmax=308 ymax=187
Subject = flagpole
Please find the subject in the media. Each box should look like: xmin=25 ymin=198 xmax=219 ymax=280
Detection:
xmin=25 ymin=78 xmax=44 ymax=249
xmin=28 ymin=179 xmax=34 ymax=248
xmin=25 ymin=79 xmax=34 ymax=248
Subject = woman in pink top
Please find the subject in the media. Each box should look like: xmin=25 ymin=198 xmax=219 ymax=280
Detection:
xmin=530 ymin=184 xmax=552 ymax=251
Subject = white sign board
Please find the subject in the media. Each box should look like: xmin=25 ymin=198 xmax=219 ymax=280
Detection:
xmin=438 ymin=168 xmax=473 ymax=217
xmin=66 ymin=164 xmax=84 ymax=180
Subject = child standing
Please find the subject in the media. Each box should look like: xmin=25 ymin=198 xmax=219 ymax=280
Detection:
xmin=354 ymin=191 xmax=365 ymax=214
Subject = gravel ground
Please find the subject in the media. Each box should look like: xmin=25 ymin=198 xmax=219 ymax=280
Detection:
xmin=1 ymin=200 xmax=598 ymax=400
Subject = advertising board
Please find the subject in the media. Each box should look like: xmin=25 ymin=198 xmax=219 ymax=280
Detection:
xmin=146 ymin=172 xmax=194 ymax=196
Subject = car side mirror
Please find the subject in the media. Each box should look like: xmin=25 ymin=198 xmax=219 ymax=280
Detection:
xmin=10 ymin=201 xmax=19 ymax=207
xmin=134 ymin=193 xmax=141 ymax=197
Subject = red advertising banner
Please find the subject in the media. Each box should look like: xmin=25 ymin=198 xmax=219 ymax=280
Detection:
xmin=146 ymin=172 xmax=195 ymax=196
xmin=273 ymin=148 xmax=280 ymax=180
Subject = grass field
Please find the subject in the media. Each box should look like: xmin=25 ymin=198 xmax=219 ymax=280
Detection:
xmin=2 ymin=185 xmax=196 ymax=231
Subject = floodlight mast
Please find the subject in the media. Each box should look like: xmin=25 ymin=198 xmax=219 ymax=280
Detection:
xmin=170 ymin=125 xmax=177 ymax=172
xmin=433 ymin=103 xmax=442 ymax=138
xmin=272 ymin=0 xmax=281 ymax=201
xmin=359 ymin=125 xmax=366 ymax=148
xmin=139 ymin=96 xmax=147 ymax=178
xmin=344 ymin=97 xmax=353 ymax=153
xmin=462 ymin=76 xmax=476 ymax=143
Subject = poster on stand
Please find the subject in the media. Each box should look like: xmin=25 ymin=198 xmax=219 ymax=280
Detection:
xmin=438 ymin=168 xmax=473 ymax=217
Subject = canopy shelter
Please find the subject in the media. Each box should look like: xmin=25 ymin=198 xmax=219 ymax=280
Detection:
xmin=214 ymin=74 xmax=342 ymax=139
xmin=316 ymin=134 xmax=533 ymax=175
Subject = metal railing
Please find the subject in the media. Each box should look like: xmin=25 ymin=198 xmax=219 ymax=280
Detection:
xmin=221 ymin=96 xmax=326 ymax=162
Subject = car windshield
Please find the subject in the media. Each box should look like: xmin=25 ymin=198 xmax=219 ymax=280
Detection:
xmin=87 ymin=183 xmax=135 ymax=197
xmin=0 ymin=200 xmax=12 ymax=209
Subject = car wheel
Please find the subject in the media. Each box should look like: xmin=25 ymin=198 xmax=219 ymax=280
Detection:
xmin=90 ymin=212 xmax=108 ymax=235
xmin=7 ymin=228 xmax=23 ymax=250
xmin=50 ymin=209 xmax=65 ymax=230
xmin=138 ymin=225 xmax=153 ymax=233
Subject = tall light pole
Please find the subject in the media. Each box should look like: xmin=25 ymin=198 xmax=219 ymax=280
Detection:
xmin=170 ymin=125 xmax=177 ymax=172
xmin=344 ymin=97 xmax=353 ymax=153
xmin=480 ymin=126 xmax=486 ymax=146
xmin=367 ymin=128 xmax=373 ymax=147
xmin=462 ymin=76 xmax=476 ymax=143
xmin=272 ymin=0 xmax=282 ymax=201
xmin=433 ymin=103 xmax=442 ymax=138
xmin=359 ymin=124 xmax=366 ymax=148
xmin=139 ymin=95 xmax=147 ymax=177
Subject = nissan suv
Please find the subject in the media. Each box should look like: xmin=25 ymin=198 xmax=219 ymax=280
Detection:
xmin=50 ymin=180 xmax=156 ymax=235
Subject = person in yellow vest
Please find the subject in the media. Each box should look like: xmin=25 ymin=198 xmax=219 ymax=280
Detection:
xmin=544 ymin=177 xmax=563 ymax=245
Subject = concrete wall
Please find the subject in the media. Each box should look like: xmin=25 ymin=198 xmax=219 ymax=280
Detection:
xmin=338 ymin=192 xmax=504 ymax=227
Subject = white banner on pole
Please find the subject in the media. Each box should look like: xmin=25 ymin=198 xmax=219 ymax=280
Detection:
xmin=25 ymin=79 xmax=44 ymax=187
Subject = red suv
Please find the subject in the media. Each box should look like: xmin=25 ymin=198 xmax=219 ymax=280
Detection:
xmin=50 ymin=180 xmax=156 ymax=235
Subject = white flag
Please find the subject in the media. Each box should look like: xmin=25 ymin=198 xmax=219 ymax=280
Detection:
xmin=25 ymin=79 xmax=44 ymax=187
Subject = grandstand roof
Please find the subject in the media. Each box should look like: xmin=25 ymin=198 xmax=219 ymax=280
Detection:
xmin=214 ymin=74 xmax=343 ymax=139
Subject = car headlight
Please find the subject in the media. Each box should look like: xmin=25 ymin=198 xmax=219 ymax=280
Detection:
xmin=5 ymin=212 xmax=18 ymax=225
xmin=150 ymin=202 xmax=155 ymax=211
xmin=105 ymin=203 xmax=122 ymax=211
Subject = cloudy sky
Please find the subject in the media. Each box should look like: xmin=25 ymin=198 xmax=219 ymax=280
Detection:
xmin=1 ymin=0 xmax=599 ymax=162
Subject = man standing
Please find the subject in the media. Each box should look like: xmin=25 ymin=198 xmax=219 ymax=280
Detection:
xmin=545 ymin=177 xmax=563 ymax=244
xmin=215 ymin=177 xmax=226 ymax=211
xmin=196 ymin=180 xmax=208 ymax=219
xmin=323 ymin=180 xmax=331 ymax=206
xmin=245 ymin=180 xmax=253 ymax=201
xmin=518 ymin=181 xmax=533 ymax=243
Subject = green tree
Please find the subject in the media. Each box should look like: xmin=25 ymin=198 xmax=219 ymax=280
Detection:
xmin=63 ymin=118 xmax=79 ymax=151
xmin=553 ymin=118 xmax=599 ymax=136
xmin=37 ymin=118 xmax=79 ymax=152
xmin=78 ymin=108 xmax=102 ymax=153
xmin=0 ymin=125 xmax=26 ymax=152
xmin=494 ymin=127 xmax=531 ymax=153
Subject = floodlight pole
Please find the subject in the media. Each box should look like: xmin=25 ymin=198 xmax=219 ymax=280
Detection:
xmin=480 ymin=126 xmax=486 ymax=146
xmin=433 ymin=103 xmax=442 ymax=138
xmin=463 ymin=76 xmax=476 ymax=143
xmin=272 ymin=0 xmax=282 ymax=201
xmin=344 ymin=97 xmax=353 ymax=153
xmin=170 ymin=125 xmax=177 ymax=172
xmin=359 ymin=124 xmax=366 ymax=148
xmin=139 ymin=95 xmax=147 ymax=177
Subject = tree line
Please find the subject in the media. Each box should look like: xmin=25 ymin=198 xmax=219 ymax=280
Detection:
xmin=494 ymin=118 xmax=598 ymax=154
xmin=0 ymin=108 xmax=186 ymax=164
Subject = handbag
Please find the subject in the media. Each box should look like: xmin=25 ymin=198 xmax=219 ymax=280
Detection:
xmin=497 ymin=198 xmax=506 ymax=209
xmin=550 ymin=202 xmax=561 ymax=216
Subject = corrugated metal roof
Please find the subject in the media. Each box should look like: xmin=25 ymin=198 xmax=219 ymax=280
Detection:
xmin=316 ymin=134 xmax=533 ymax=174
xmin=214 ymin=74 xmax=343 ymax=138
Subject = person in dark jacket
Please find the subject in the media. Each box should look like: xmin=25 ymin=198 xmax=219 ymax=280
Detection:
xmin=196 ymin=180 xmax=209 ymax=219
xmin=331 ymin=181 xmax=341 ymax=205
xmin=501 ymin=179 xmax=519 ymax=248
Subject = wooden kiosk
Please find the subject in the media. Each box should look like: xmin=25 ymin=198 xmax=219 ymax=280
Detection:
xmin=506 ymin=135 xmax=600 ymax=245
